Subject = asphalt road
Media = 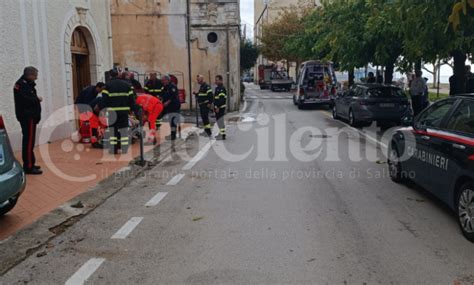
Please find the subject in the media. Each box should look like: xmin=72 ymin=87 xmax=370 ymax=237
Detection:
xmin=2 ymin=84 xmax=474 ymax=284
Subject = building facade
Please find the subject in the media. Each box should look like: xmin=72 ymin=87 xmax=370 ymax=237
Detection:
xmin=111 ymin=0 xmax=241 ymax=111
xmin=0 ymin=0 xmax=113 ymax=150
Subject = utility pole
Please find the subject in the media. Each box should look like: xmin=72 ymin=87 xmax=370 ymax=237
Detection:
xmin=186 ymin=0 xmax=198 ymax=126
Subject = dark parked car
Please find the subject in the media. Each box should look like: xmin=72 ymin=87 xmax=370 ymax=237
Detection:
xmin=0 ymin=115 xmax=26 ymax=216
xmin=332 ymin=84 xmax=412 ymax=126
xmin=388 ymin=95 xmax=474 ymax=241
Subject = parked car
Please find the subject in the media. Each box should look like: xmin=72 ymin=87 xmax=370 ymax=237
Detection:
xmin=294 ymin=61 xmax=339 ymax=109
xmin=332 ymin=83 xmax=411 ymax=127
xmin=242 ymin=75 xmax=253 ymax=83
xmin=0 ymin=114 xmax=26 ymax=216
xmin=388 ymin=94 xmax=474 ymax=241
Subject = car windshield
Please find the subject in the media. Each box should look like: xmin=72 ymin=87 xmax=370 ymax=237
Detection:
xmin=367 ymin=88 xmax=404 ymax=98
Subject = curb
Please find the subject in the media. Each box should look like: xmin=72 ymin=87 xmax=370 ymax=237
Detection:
xmin=0 ymin=127 xmax=200 ymax=276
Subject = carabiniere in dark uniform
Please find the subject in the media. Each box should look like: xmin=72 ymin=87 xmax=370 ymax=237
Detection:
xmin=13 ymin=69 xmax=42 ymax=174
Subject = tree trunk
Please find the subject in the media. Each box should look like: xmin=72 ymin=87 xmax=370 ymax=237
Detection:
xmin=384 ymin=62 xmax=395 ymax=84
xmin=432 ymin=60 xmax=438 ymax=89
xmin=415 ymin=60 xmax=422 ymax=74
xmin=348 ymin=68 xmax=355 ymax=86
xmin=450 ymin=50 xmax=467 ymax=95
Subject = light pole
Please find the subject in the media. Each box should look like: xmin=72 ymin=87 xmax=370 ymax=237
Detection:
xmin=186 ymin=0 xmax=198 ymax=126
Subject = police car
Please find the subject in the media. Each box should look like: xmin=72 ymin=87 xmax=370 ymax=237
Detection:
xmin=387 ymin=94 xmax=474 ymax=242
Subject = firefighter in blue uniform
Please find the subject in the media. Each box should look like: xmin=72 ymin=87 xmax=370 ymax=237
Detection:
xmin=161 ymin=75 xmax=181 ymax=141
xmin=213 ymin=75 xmax=227 ymax=140
xmin=194 ymin=74 xmax=214 ymax=137
xmin=144 ymin=73 xmax=164 ymax=129
xmin=102 ymin=69 xmax=138 ymax=154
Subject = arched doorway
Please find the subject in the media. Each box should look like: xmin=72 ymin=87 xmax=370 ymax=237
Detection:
xmin=71 ymin=28 xmax=91 ymax=102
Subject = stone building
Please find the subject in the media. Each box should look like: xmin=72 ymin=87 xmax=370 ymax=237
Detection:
xmin=111 ymin=0 xmax=241 ymax=111
xmin=0 ymin=0 xmax=113 ymax=149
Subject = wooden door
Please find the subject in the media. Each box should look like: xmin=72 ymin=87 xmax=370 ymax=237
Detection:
xmin=71 ymin=28 xmax=91 ymax=102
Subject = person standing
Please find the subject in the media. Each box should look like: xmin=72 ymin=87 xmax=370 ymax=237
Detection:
xmin=213 ymin=75 xmax=227 ymax=140
xmin=466 ymin=65 xmax=474 ymax=93
xmin=410 ymin=70 xmax=426 ymax=116
xmin=13 ymin=67 xmax=43 ymax=175
xmin=144 ymin=73 xmax=164 ymax=129
xmin=367 ymin=72 xmax=376 ymax=83
xmin=194 ymin=74 xmax=214 ymax=137
xmin=102 ymin=69 xmax=137 ymax=154
xmin=161 ymin=75 xmax=181 ymax=141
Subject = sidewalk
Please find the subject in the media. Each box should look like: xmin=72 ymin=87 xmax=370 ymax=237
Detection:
xmin=0 ymin=124 xmax=190 ymax=240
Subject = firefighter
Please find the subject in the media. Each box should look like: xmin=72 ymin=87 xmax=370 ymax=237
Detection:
xmin=161 ymin=75 xmax=181 ymax=141
xmin=213 ymin=75 xmax=227 ymax=140
xmin=75 ymin=82 xmax=105 ymax=148
xmin=194 ymin=74 xmax=213 ymax=137
xmin=129 ymin=73 xmax=143 ymax=93
xmin=144 ymin=73 xmax=164 ymax=129
xmin=13 ymin=66 xmax=43 ymax=175
xmin=102 ymin=69 xmax=138 ymax=154
xmin=136 ymin=94 xmax=164 ymax=145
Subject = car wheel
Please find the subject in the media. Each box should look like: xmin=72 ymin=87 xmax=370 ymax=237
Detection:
xmin=332 ymin=105 xmax=339 ymax=119
xmin=388 ymin=145 xmax=406 ymax=183
xmin=457 ymin=183 xmax=474 ymax=242
xmin=349 ymin=109 xmax=358 ymax=127
xmin=0 ymin=196 xmax=19 ymax=216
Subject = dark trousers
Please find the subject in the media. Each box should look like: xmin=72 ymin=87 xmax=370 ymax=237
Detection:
xmin=411 ymin=95 xmax=423 ymax=116
xmin=20 ymin=119 xmax=37 ymax=170
xmin=168 ymin=112 xmax=180 ymax=140
xmin=215 ymin=107 xmax=226 ymax=136
xmin=199 ymin=104 xmax=211 ymax=135
xmin=105 ymin=113 xmax=130 ymax=154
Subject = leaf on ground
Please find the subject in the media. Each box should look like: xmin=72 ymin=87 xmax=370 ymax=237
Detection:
xmin=192 ymin=217 xmax=204 ymax=222
xmin=71 ymin=201 xmax=84 ymax=209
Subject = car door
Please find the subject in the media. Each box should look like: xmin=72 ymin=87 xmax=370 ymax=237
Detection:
xmin=339 ymin=88 xmax=355 ymax=118
xmin=428 ymin=98 xmax=474 ymax=203
xmin=407 ymin=99 xmax=458 ymax=189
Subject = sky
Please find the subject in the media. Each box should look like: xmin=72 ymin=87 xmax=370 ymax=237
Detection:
xmin=240 ymin=0 xmax=254 ymax=40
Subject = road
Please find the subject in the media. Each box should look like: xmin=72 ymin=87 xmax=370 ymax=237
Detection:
xmin=2 ymin=84 xmax=474 ymax=284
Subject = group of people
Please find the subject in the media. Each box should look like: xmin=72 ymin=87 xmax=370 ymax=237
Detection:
xmin=74 ymin=70 xmax=180 ymax=154
xmin=13 ymin=66 xmax=228 ymax=176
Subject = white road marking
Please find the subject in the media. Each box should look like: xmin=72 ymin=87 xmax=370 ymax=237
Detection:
xmin=145 ymin=192 xmax=168 ymax=207
xmin=65 ymin=258 xmax=106 ymax=285
xmin=111 ymin=217 xmax=143 ymax=239
xmin=166 ymin=173 xmax=185 ymax=186
xmin=182 ymin=140 xmax=216 ymax=171
xmin=322 ymin=111 xmax=388 ymax=150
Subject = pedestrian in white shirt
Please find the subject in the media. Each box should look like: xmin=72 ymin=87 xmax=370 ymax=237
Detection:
xmin=410 ymin=70 xmax=426 ymax=116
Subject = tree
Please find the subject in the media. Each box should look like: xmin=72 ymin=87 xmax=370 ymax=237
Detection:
xmin=240 ymin=39 xmax=259 ymax=73
xmin=258 ymin=2 xmax=312 ymax=74
xmin=449 ymin=0 xmax=474 ymax=94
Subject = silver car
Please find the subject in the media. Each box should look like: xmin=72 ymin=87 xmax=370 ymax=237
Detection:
xmin=0 ymin=115 xmax=26 ymax=216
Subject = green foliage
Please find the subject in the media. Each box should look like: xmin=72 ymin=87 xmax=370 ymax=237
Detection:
xmin=258 ymin=0 xmax=473 ymax=83
xmin=240 ymin=39 xmax=259 ymax=73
